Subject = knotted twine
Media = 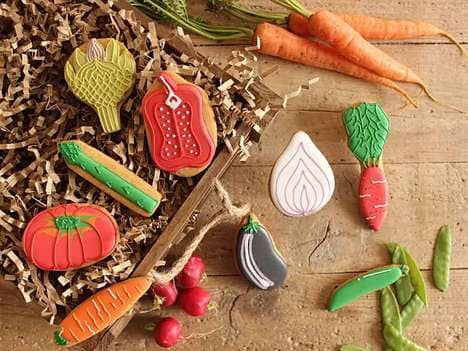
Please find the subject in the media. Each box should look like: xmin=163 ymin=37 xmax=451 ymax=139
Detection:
xmin=147 ymin=179 xmax=250 ymax=286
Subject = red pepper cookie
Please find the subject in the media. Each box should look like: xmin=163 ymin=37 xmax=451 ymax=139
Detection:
xmin=22 ymin=204 xmax=119 ymax=271
xmin=141 ymin=71 xmax=217 ymax=177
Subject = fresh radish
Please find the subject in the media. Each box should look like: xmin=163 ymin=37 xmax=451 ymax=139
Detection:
xmin=175 ymin=256 xmax=205 ymax=289
xmin=154 ymin=317 xmax=183 ymax=348
xmin=359 ymin=166 xmax=388 ymax=231
xmin=179 ymin=287 xmax=211 ymax=317
xmin=152 ymin=280 xmax=178 ymax=307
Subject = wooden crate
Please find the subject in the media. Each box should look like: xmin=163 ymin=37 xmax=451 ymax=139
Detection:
xmin=76 ymin=2 xmax=284 ymax=349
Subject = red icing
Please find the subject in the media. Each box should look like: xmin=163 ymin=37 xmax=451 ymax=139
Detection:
xmin=359 ymin=166 xmax=388 ymax=232
xmin=141 ymin=72 xmax=215 ymax=173
xmin=22 ymin=204 xmax=119 ymax=271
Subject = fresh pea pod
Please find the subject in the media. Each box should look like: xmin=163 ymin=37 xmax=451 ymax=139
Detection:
xmin=383 ymin=324 xmax=426 ymax=351
xmin=341 ymin=346 xmax=371 ymax=351
xmin=401 ymin=293 xmax=425 ymax=329
xmin=381 ymin=287 xmax=401 ymax=351
xmin=386 ymin=243 xmax=427 ymax=306
xmin=432 ymin=225 xmax=452 ymax=292
xmin=329 ymin=265 xmax=408 ymax=312
xmin=392 ymin=247 xmax=414 ymax=306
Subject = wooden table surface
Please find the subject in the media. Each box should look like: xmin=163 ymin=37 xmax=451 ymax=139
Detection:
xmin=2 ymin=0 xmax=468 ymax=350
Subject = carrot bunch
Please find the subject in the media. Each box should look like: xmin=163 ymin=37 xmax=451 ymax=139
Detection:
xmin=131 ymin=0 xmax=466 ymax=109
xmin=210 ymin=0 xmax=466 ymax=110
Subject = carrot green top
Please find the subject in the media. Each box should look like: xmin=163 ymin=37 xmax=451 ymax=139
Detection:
xmin=343 ymin=102 xmax=389 ymax=166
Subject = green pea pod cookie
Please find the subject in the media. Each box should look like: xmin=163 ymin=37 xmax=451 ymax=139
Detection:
xmin=392 ymin=247 xmax=414 ymax=306
xmin=341 ymin=346 xmax=371 ymax=351
xmin=401 ymin=293 xmax=425 ymax=329
xmin=432 ymin=225 xmax=452 ymax=292
xmin=383 ymin=324 xmax=427 ymax=351
xmin=387 ymin=243 xmax=427 ymax=306
xmin=329 ymin=265 xmax=408 ymax=312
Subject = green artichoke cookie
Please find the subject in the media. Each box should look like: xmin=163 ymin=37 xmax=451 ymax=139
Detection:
xmin=65 ymin=38 xmax=136 ymax=133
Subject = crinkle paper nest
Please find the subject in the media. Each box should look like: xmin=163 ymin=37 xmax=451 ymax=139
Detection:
xmin=0 ymin=0 xmax=269 ymax=323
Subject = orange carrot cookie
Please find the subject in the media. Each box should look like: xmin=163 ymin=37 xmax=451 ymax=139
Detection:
xmin=54 ymin=277 xmax=152 ymax=347
xmin=64 ymin=38 xmax=136 ymax=134
xmin=59 ymin=140 xmax=161 ymax=217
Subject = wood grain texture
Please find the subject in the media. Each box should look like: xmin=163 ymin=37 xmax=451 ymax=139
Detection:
xmin=1 ymin=0 xmax=468 ymax=350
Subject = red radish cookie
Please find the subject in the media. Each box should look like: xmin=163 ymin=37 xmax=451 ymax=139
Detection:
xmin=141 ymin=71 xmax=217 ymax=177
xmin=175 ymin=256 xmax=205 ymax=289
xmin=154 ymin=317 xmax=183 ymax=348
xmin=359 ymin=166 xmax=388 ymax=231
xmin=22 ymin=203 xmax=119 ymax=271
xmin=152 ymin=281 xmax=178 ymax=307
xmin=179 ymin=287 xmax=211 ymax=317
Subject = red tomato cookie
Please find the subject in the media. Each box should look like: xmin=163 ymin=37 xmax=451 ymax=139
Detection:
xmin=22 ymin=204 xmax=119 ymax=271
xmin=141 ymin=71 xmax=217 ymax=177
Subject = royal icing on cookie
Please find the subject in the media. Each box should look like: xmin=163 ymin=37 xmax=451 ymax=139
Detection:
xmin=59 ymin=140 xmax=161 ymax=217
xmin=359 ymin=167 xmax=388 ymax=231
xmin=54 ymin=277 xmax=152 ymax=347
xmin=22 ymin=204 xmax=119 ymax=271
xmin=270 ymin=131 xmax=335 ymax=217
xmin=64 ymin=38 xmax=136 ymax=134
xmin=235 ymin=214 xmax=287 ymax=290
xmin=343 ymin=102 xmax=390 ymax=231
xmin=141 ymin=71 xmax=216 ymax=175
xmin=343 ymin=102 xmax=389 ymax=166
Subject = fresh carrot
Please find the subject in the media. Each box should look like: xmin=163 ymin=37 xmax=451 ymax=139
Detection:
xmin=54 ymin=277 xmax=152 ymax=347
xmin=288 ymin=11 xmax=467 ymax=56
xmin=254 ymin=23 xmax=416 ymax=106
xmin=308 ymin=10 xmax=426 ymax=87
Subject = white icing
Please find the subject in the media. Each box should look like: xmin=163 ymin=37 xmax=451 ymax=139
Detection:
xmin=270 ymin=131 xmax=335 ymax=217
xmin=240 ymin=233 xmax=274 ymax=290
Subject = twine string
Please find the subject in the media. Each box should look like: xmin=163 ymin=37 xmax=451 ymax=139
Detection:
xmin=146 ymin=179 xmax=251 ymax=286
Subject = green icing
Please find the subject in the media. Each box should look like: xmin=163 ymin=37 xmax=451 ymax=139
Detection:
xmin=59 ymin=141 xmax=159 ymax=214
xmin=55 ymin=215 xmax=81 ymax=231
xmin=54 ymin=331 xmax=68 ymax=346
xmin=242 ymin=215 xmax=261 ymax=234
xmin=64 ymin=39 xmax=136 ymax=134
xmin=343 ymin=102 xmax=389 ymax=166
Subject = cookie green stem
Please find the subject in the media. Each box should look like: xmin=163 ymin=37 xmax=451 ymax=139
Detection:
xmin=54 ymin=331 xmax=68 ymax=346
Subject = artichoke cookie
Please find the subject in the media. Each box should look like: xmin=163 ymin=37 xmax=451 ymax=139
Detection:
xmin=64 ymin=38 xmax=136 ymax=134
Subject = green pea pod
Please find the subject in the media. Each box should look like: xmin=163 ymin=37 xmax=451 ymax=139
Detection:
xmin=392 ymin=247 xmax=414 ymax=306
xmin=383 ymin=324 xmax=427 ymax=351
xmin=341 ymin=346 xmax=371 ymax=351
xmin=401 ymin=293 xmax=425 ymax=329
xmin=432 ymin=225 xmax=452 ymax=292
xmin=386 ymin=243 xmax=427 ymax=306
xmin=381 ymin=287 xmax=401 ymax=351
xmin=329 ymin=265 xmax=408 ymax=312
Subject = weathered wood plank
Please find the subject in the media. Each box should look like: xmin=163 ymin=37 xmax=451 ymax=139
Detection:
xmin=197 ymin=45 xmax=468 ymax=114
xmin=3 ymin=271 xmax=467 ymax=351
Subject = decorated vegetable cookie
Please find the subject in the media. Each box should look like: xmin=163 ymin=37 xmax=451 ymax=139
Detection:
xmin=141 ymin=71 xmax=217 ymax=177
xmin=64 ymin=38 xmax=136 ymax=134
xmin=22 ymin=204 xmax=118 ymax=271
xmin=59 ymin=140 xmax=162 ymax=217
xmin=343 ymin=102 xmax=389 ymax=231
xmin=54 ymin=277 xmax=151 ymax=347
xmin=234 ymin=214 xmax=288 ymax=290
xmin=328 ymin=264 xmax=408 ymax=312
xmin=270 ymin=131 xmax=335 ymax=217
